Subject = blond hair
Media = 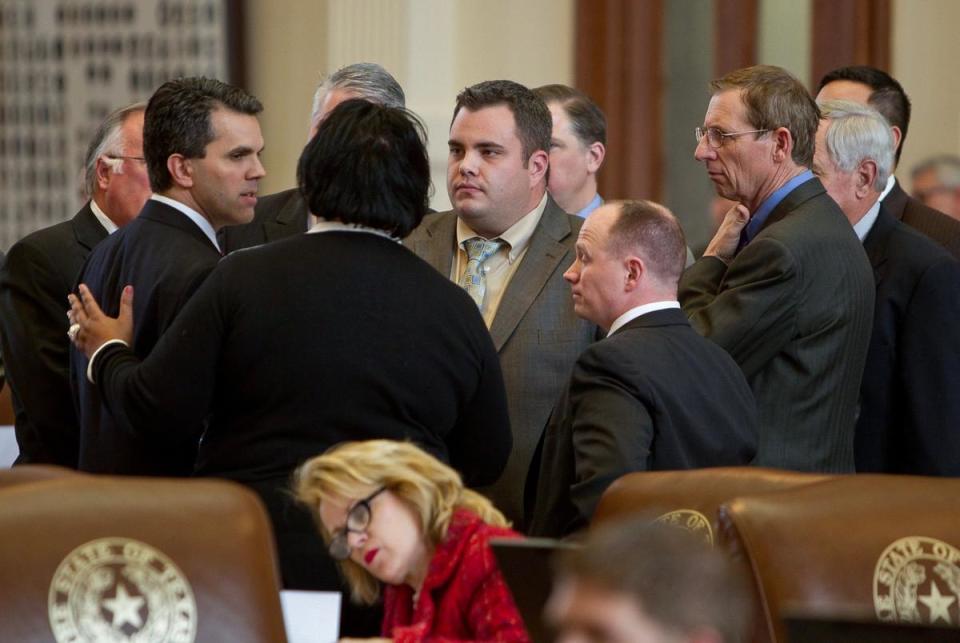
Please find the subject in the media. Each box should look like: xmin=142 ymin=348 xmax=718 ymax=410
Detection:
xmin=294 ymin=440 xmax=508 ymax=604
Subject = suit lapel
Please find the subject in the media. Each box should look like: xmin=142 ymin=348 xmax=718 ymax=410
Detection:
xmin=265 ymin=190 xmax=308 ymax=242
xmin=881 ymin=179 xmax=908 ymax=222
xmin=489 ymin=199 xmax=573 ymax=351
xmin=72 ymin=202 xmax=109 ymax=254
xmin=863 ymin=206 xmax=896 ymax=285
xmin=411 ymin=213 xmax=457 ymax=275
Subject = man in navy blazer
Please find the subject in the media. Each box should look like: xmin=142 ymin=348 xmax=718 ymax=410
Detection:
xmin=527 ymin=201 xmax=757 ymax=537
xmin=72 ymin=77 xmax=265 ymax=475
xmin=816 ymin=100 xmax=960 ymax=475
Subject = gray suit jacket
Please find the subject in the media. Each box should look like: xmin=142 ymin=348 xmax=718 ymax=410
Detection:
xmin=679 ymin=177 xmax=875 ymax=472
xmin=405 ymin=196 xmax=596 ymax=526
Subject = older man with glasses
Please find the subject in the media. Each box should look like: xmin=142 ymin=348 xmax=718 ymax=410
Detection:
xmin=679 ymin=65 xmax=874 ymax=474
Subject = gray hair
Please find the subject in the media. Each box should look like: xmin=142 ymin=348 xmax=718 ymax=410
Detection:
xmin=81 ymin=102 xmax=147 ymax=198
xmin=818 ymin=99 xmax=894 ymax=191
xmin=911 ymin=154 xmax=960 ymax=188
xmin=310 ymin=62 xmax=405 ymax=123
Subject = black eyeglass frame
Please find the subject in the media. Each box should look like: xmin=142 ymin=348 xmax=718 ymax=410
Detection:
xmin=327 ymin=486 xmax=387 ymax=561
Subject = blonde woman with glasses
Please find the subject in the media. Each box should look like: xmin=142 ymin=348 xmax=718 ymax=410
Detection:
xmin=295 ymin=440 xmax=530 ymax=642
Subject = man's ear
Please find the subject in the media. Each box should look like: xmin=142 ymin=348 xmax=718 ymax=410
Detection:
xmin=890 ymin=125 xmax=903 ymax=154
xmin=624 ymin=256 xmax=644 ymax=292
xmin=167 ymin=154 xmax=194 ymax=189
xmin=856 ymin=160 xmax=878 ymax=198
xmin=94 ymin=157 xmax=114 ymax=191
xmin=771 ymin=126 xmax=794 ymax=163
xmin=586 ymin=141 xmax=606 ymax=174
xmin=528 ymin=149 xmax=549 ymax=186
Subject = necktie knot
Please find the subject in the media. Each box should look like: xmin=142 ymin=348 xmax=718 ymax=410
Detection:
xmin=460 ymin=237 xmax=503 ymax=309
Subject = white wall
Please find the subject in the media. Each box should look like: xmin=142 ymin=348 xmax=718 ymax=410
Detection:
xmin=892 ymin=0 xmax=960 ymax=183
xmin=246 ymin=0 xmax=575 ymax=209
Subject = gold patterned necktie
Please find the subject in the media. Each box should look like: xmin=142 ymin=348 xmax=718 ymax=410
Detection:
xmin=459 ymin=237 xmax=503 ymax=309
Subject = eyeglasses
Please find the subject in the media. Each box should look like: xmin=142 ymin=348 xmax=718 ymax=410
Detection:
xmin=695 ymin=127 xmax=770 ymax=149
xmin=105 ymin=155 xmax=147 ymax=163
xmin=328 ymin=486 xmax=387 ymax=561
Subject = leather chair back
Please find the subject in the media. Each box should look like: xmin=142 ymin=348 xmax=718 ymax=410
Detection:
xmin=592 ymin=467 xmax=831 ymax=544
xmin=719 ymin=475 xmax=960 ymax=643
xmin=0 ymin=476 xmax=287 ymax=642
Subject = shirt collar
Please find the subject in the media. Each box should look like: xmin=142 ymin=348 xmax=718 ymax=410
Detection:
xmin=89 ymin=199 xmax=119 ymax=235
xmin=853 ymin=199 xmax=882 ymax=242
xmin=878 ymin=174 xmax=896 ymax=202
xmin=456 ymin=192 xmax=548 ymax=262
xmin=607 ymin=300 xmax=680 ymax=336
xmin=575 ymin=193 xmax=603 ymax=219
xmin=307 ymin=218 xmax=400 ymax=242
xmin=743 ymin=169 xmax=815 ymax=243
xmin=150 ymin=194 xmax=220 ymax=253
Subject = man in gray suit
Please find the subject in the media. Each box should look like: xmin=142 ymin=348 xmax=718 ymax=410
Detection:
xmin=406 ymin=80 xmax=595 ymax=526
xmin=680 ymin=65 xmax=874 ymax=472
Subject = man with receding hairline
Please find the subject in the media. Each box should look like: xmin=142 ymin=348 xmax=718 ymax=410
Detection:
xmin=0 ymin=102 xmax=150 ymax=466
xmin=526 ymin=200 xmax=756 ymax=537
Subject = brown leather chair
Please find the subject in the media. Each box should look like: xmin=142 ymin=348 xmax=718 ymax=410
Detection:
xmin=0 ymin=475 xmax=287 ymax=642
xmin=719 ymin=474 xmax=960 ymax=643
xmin=0 ymin=464 xmax=79 ymax=489
xmin=592 ymin=467 xmax=832 ymax=544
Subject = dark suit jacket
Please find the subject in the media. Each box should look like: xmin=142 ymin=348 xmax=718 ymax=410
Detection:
xmin=884 ymin=179 xmax=960 ymax=259
xmin=220 ymin=188 xmax=307 ymax=252
xmin=526 ymin=308 xmax=758 ymax=537
xmin=857 ymin=206 xmax=960 ymax=475
xmin=680 ymin=177 xmax=875 ymax=472
xmin=0 ymin=203 xmax=107 ymax=466
xmin=72 ymin=200 xmax=221 ymax=475
xmin=405 ymin=196 xmax=597 ymax=527
xmin=87 ymin=231 xmax=510 ymax=612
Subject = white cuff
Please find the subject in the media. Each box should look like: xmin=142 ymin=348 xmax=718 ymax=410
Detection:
xmin=87 ymin=339 xmax=130 ymax=384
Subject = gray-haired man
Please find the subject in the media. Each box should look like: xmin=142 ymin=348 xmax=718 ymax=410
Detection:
xmin=816 ymin=100 xmax=960 ymax=475
xmin=222 ymin=62 xmax=405 ymax=251
xmin=0 ymin=102 xmax=149 ymax=466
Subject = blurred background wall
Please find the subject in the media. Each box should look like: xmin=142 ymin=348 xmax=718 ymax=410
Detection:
xmin=1 ymin=0 xmax=957 ymax=252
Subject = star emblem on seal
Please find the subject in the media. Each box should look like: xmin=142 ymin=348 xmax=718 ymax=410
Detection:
xmin=873 ymin=536 xmax=960 ymax=626
xmin=48 ymin=537 xmax=197 ymax=642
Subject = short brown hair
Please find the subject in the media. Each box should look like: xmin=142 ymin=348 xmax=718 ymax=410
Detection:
xmin=555 ymin=517 xmax=752 ymax=643
xmin=453 ymin=80 xmax=551 ymax=165
xmin=534 ymin=84 xmax=607 ymax=146
xmin=608 ymin=200 xmax=687 ymax=287
xmin=711 ymin=64 xmax=819 ymax=168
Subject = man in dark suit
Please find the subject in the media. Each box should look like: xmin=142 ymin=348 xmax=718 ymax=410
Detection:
xmin=0 ymin=103 xmax=150 ymax=466
xmin=527 ymin=201 xmax=757 ymax=537
xmin=681 ymin=65 xmax=874 ymax=472
xmin=69 ymin=100 xmax=510 ymax=637
xmin=817 ymin=66 xmax=960 ymax=258
xmin=406 ymin=80 xmax=596 ymax=527
xmin=816 ymin=100 xmax=960 ymax=475
xmin=72 ymin=77 xmax=265 ymax=475
xmin=221 ymin=62 xmax=405 ymax=252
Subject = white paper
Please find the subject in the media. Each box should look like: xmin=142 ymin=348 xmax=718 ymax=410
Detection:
xmin=0 ymin=426 xmax=17 ymax=467
xmin=280 ymin=590 xmax=341 ymax=643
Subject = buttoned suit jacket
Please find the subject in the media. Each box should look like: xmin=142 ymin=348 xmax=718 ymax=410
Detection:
xmin=0 ymin=203 xmax=107 ymax=466
xmin=405 ymin=196 xmax=596 ymax=526
xmin=883 ymin=178 xmax=960 ymax=260
xmin=220 ymin=187 xmax=307 ymax=253
xmin=526 ymin=308 xmax=758 ymax=538
xmin=679 ymin=177 xmax=875 ymax=472
xmin=72 ymin=199 xmax=221 ymax=475
xmin=857 ymin=205 xmax=960 ymax=475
